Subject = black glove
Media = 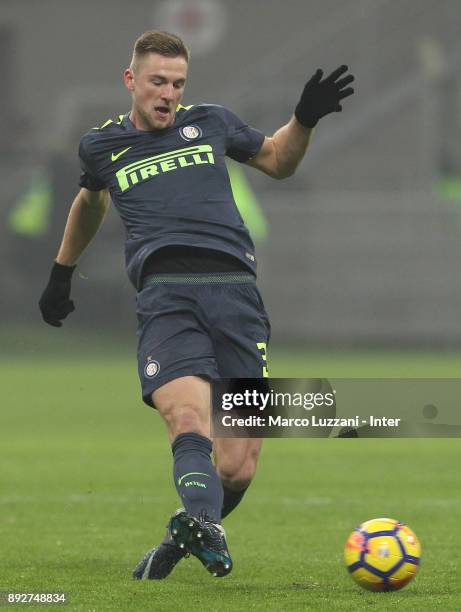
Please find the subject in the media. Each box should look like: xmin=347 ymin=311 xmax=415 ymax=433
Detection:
xmin=39 ymin=262 xmax=76 ymax=327
xmin=294 ymin=65 xmax=355 ymax=128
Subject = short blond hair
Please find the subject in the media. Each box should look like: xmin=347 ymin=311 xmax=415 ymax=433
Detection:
xmin=130 ymin=30 xmax=189 ymax=72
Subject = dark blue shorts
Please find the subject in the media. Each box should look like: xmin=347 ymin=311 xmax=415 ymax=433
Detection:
xmin=136 ymin=272 xmax=271 ymax=407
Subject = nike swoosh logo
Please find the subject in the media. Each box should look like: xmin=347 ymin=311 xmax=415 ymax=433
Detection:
xmin=111 ymin=146 xmax=132 ymax=161
xmin=177 ymin=472 xmax=211 ymax=486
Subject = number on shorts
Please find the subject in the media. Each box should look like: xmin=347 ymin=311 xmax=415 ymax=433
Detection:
xmin=256 ymin=342 xmax=268 ymax=377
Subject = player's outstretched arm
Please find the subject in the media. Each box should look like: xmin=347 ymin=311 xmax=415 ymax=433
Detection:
xmin=39 ymin=188 xmax=109 ymax=327
xmin=247 ymin=65 xmax=355 ymax=179
xmin=55 ymin=188 xmax=110 ymax=266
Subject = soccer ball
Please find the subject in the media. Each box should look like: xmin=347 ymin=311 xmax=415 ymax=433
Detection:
xmin=344 ymin=518 xmax=421 ymax=591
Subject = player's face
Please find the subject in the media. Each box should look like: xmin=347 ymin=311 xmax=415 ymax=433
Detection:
xmin=124 ymin=53 xmax=188 ymax=131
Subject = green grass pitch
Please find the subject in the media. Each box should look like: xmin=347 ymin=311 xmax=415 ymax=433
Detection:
xmin=1 ymin=338 xmax=461 ymax=610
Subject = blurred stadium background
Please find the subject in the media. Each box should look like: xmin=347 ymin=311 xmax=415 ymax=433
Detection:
xmin=2 ymin=0 xmax=461 ymax=348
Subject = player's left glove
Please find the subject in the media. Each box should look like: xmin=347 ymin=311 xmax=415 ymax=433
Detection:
xmin=294 ymin=65 xmax=355 ymax=128
xmin=39 ymin=262 xmax=76 ymax=327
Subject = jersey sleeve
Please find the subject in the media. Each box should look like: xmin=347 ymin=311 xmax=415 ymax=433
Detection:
xmin=78 ymin=135 xmax=107 ymax=191
xmin=214 ymin=106 xmax=265 ymax=162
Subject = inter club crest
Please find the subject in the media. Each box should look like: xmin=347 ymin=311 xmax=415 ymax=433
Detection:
xmin=179 ymin=125 xmax=202 ymax=141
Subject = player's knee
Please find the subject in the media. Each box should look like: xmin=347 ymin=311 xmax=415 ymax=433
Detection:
xmin=173 ymin=410 xmax=208 ymax=437
xmin=160 ymin=403 xmax=209 ymax=438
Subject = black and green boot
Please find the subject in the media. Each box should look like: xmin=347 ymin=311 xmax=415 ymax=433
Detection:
xmin=133 ymin=511 xmax=187 ymax=579
xmin=169 ymin=509 xmax=232 ymax=577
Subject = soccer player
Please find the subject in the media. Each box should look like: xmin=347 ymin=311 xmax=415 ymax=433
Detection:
xmin=39 ymin=31 xmax=354 ymax=579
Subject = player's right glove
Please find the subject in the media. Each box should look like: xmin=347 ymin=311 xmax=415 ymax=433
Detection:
xmin=294 ymin=65 xmax=355 ymax=128
xmin=39 ymin=262 xmax=76 ymax=327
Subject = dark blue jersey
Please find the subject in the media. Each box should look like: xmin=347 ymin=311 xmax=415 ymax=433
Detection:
xmin=78 ymin=104 xmax=265 ymax=289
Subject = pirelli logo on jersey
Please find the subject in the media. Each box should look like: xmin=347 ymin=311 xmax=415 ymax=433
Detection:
xmin=115 ymin=144 xmax=215 ymax=192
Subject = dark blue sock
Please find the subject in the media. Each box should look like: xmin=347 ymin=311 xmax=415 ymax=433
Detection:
xmin=221 ymin=484 xmax=249 ymax=519
xmin=172 ymin=432 xmax=223 ymax=523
